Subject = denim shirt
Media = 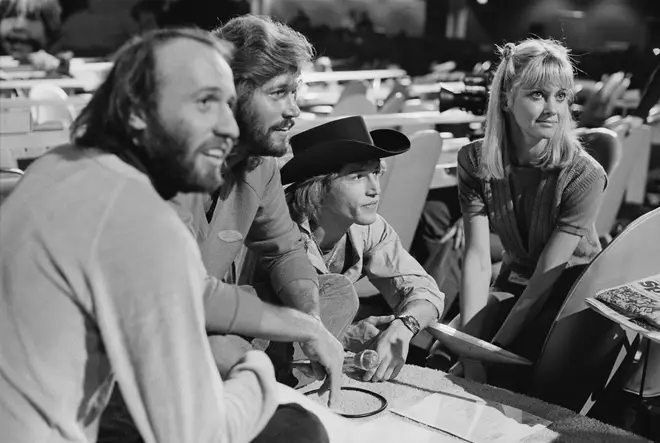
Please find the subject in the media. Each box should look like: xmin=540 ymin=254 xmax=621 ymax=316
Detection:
xmin=298 ymin=215 xmax=444 ymax=318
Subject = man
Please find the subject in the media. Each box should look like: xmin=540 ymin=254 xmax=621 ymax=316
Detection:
xmin=0 ymin=28 xmax=327 ymax=443
xmin=278 ymin=116 xmax=445 ymax=382
xmin=170 ymin=15 xmax=343 ymax=396
xmin=0 ymin=0 xmax=62 ymax=70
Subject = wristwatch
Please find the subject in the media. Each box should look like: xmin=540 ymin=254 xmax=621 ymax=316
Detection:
xmin=395 ymin=315 xmax=421 ymax=336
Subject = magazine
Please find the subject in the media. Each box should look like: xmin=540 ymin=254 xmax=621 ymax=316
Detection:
xmin=589 ymin=273 xmax=660 ymax=340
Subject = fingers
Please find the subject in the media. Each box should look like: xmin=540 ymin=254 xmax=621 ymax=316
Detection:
xmin=363 ymin=315 xmax=395 ymax=327
xmin=326 ymin=361 xmax=341 ymax=408
xmin=439 ymin=225 xmax=457 ymax=243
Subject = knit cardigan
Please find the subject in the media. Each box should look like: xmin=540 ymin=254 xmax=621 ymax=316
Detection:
xmin=457 ymin=140 xmax=607 ymax=279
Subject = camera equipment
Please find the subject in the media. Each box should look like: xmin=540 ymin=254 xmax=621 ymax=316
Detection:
xmin=420 ymin=74 xmax=490 ymax=115
xmin=436 ymin=74 xmax=490 ymax=115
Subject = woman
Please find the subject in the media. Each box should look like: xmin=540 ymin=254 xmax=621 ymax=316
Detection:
xmin=447 ymin=39 xmax=607 ymax=384
xmin=272 ymin=115 xmax=445 ymax=383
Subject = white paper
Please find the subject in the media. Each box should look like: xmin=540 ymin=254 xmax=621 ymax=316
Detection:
xmin=391 ymin=391 xmax=551 ymax=443
xmin=357 ymin=415 xmax=457 ymax=443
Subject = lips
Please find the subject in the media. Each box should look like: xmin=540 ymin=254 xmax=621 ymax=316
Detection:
xmin=363 ymin=200 xmax=379 ymax=208
xmin=272 ymin=120 xmax=295 ymax=132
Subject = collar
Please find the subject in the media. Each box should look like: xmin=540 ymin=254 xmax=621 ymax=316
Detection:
xmin=299 ymin=219 xmax=362 ymax=275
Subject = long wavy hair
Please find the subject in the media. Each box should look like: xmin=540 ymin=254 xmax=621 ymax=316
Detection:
xmin=0 ymin=0 xmax=62 ymax=50
xmin=70 ymin=28 xmax=233 ymax=156
xmin=479 ymin=38 xmax=582 ymax=180
xmin=213 ymin=15 xmax=314 ymax=173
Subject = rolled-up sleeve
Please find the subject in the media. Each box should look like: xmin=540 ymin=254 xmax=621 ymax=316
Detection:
xmin=457 ymin=143 xmax=486 ymax=216
xmin=362 ymin=215 xmax=444 ymax=318
xmin=245 ymin=159 xmax=318 ymax=293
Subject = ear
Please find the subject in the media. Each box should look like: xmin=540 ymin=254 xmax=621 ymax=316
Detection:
xmin=128 ymin=111 xmax=147 ymax=131
xmin=501 ymin=93 xmax=512 ymax=112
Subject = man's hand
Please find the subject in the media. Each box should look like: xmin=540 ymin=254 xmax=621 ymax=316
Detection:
xmin=26 ymin=50 xmax=61 ymax=71
xmin=362 ymin=318 xmax=414 ymax=382
xmin=440 ymin=218 xmax=465 ymax=250
xmin=299 ymin=321 xmax=344 ymax=407
xmin=341 ymin=315 xmax=395 ymax=353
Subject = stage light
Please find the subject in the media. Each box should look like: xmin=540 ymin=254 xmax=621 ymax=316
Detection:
xmin=477 ymin=0 xmax=488 ymax=4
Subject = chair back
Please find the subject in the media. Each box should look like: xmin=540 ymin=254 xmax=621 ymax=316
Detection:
xmin=355 ymin=130 xmax=443 ymax=299
xmin=0 ymin=167 xmax=24 ymax=206
xmin=28 ymin=83 xmax=75 ymax=127
xmin=336 ymin=80 xmax=369 ymax=103
xmin=378 ymin=92 xmax=406 ymax=114
xmin=593 ymin=125 xmax=651 ymax=237
xmin=330 ymin=95 xmax=377 ymax=117
xmin=378 ymin=129 xmax=443 ymax=250
xmin=581 ymin=128 xmax=622 ymax=176
xmin=529 ymin=207 xmax=660 ymax=412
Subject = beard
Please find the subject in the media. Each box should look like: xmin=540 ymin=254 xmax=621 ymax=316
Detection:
xmin=140 ymin=115 xmax=223 ymax=197
xmin=235 ymin=95 xmax=293 ymax=159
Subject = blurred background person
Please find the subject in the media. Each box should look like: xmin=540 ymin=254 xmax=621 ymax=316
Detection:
xmin=0 ymin=0 xmax=62 ymax=70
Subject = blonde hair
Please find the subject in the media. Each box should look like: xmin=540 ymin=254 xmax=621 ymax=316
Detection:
xmin=479 ymin=38 xmax=582 ymax=180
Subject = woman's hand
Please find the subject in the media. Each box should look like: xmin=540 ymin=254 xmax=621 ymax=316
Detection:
xmin=440 ymin=218 xmax=465 ymax=250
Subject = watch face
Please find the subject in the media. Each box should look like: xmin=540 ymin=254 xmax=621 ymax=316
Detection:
xmin=398 ymin=315 xmax=420 ymax=335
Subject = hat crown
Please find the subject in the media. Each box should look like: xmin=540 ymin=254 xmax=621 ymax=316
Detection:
xmin=290 ymin=116 xmax=373 ymax=156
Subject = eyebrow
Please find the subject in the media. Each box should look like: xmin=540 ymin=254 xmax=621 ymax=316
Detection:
xmin=195 ymin=87 xmax=237 ymax=107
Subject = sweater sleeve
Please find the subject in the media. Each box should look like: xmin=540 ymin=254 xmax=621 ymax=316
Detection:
xmin=93 ymin=185 xmax=278 ymax=443
xmin=557 ymin=156 xmax=607 ymax=237
xmin=245 ymin=159 xmax=318 ymax=293
xmin=457 ymin=142 xmax=487 ymax=216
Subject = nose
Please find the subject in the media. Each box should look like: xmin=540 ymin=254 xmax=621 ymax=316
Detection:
xmin=366 ymin=174 xmax=380 ymax=196
xmin=543 ymin=97 xmax=558 ymax=115
xmin=214 ymin=105 xmax=240 ymax=144
xmin=14 ymin=15 xmax=28 ymax=28
xmin=282 ymin=93 xmax=300 ymax=119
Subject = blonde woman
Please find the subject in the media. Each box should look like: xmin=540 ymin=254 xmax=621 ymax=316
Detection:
xmin=450 ymin=39 xmax=607 ymax=383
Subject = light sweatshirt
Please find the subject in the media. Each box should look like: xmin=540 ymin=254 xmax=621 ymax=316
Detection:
xmin=0 ymin=144 xmax=277 ymax=443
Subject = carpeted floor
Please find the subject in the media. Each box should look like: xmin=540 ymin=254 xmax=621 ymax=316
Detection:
xmin=301 ymin=365 xmax=654 ymax=443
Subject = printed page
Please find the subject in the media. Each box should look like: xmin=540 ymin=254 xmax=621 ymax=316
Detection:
xmin=596 ymin=273 xmax=660 ymax=330
xmin=391 ymin=391 xmax=551 ymax=443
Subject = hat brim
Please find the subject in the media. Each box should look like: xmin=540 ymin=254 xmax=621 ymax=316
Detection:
xmin=281 ymin=128 xmax=410 ymax=185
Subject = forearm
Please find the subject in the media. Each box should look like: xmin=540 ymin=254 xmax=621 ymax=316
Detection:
xmin=398 ymin=299 xmax=439 ymax=329
xmin=276 ymin=278 xmax=321 ymax=318
xmin=492 ymin=264 xmax=566 ymax=347
xmin=459 ymin=251 xmax=492 ymax=336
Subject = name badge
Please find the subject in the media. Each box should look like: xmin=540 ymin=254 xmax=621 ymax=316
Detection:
xmin=508 ymin=271 xmax=529 ymax=287
xmin=217 ymin=230 xmax=243 ymax=242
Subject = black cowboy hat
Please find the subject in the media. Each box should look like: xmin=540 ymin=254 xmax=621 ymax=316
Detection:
xmin=281 ymin=116 xmax=410 ymax=185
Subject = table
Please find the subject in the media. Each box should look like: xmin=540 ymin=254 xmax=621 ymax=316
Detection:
xmin=301 ymin=365 xmax=651 ymax=442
